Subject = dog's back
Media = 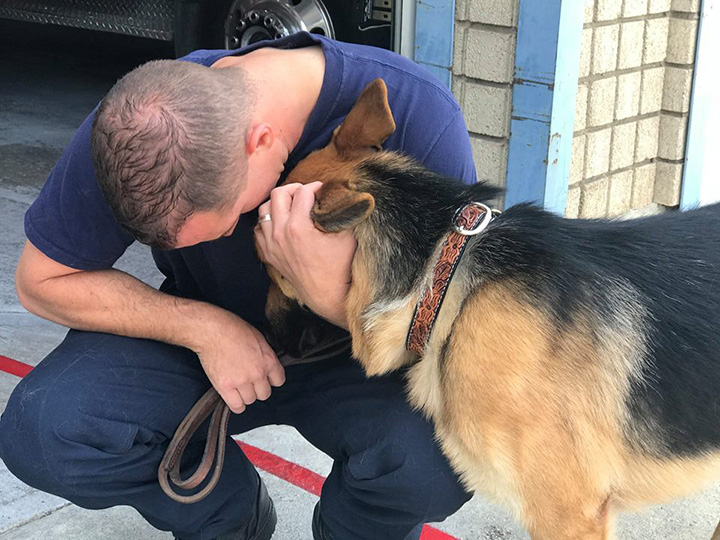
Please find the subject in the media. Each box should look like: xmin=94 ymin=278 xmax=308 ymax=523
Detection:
xmin=467 ymin=203 xmax=720 ymax=456
xmin=588 ymin=205 xmax=720 ymax=458
xmin=436 ymin=202 xmax=720 ymax=525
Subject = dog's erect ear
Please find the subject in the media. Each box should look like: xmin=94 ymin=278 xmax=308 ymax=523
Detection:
xmin=311 ymin=181 xmax=375 ymax=232
xmin=333 ymin=79 xmax=396 ymax=154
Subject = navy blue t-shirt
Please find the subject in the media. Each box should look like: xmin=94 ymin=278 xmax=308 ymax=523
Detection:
xmin=25 ymin=32 xmax=477 ymax=328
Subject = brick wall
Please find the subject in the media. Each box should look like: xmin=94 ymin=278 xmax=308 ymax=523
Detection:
xmin=452 ymin=0 xmax=519 ymax=191
xmin=567 ymin=0 xmax=700 ymax=218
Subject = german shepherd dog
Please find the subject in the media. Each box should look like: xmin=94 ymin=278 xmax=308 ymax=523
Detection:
xmin=262 ymin=79 xmax=720 ymax=539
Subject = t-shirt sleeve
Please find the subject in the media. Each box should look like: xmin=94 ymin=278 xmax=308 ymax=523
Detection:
xmin=419 ymin=109 xmax=477 ymax=185
xmin=24 ymin=111 xmax=135 ymax=270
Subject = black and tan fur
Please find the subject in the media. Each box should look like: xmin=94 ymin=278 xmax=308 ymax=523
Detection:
xmin=265 ymin=79 xmax=720 ymax=539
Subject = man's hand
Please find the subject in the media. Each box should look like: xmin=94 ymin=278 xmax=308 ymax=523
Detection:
xmin=195 ymin=310 xmax=286 ymax=414
xmin=254 ymin=182 xmax=356 ymax=328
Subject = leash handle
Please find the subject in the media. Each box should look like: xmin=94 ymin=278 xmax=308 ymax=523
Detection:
xmin=158 ymin=336 xmax=351 ymax=504
xmin=158 ymin=387 xmax=230 ymax=504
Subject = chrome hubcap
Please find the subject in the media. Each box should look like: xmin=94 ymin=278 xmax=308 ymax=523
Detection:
xmin=225 ymin=0 xmax=335 ymax=48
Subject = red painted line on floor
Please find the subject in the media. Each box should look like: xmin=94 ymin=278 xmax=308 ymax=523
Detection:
xmin=419 ymin=527 xmax=459 ymax=540
xmin=238 ymin=441 xmax=325 ymax=496
xmin=2 ymin=354 xmax=458 ymax=540
xmin=0 ymin=354 xmax=33 ymax=378
xmin=237 ymin=441 xmax=456 ymax=539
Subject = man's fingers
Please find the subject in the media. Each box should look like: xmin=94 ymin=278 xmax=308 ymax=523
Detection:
xmin=306 ymin=181 xmax=323 ymax=193
xmin=255 ymin=218 xmax=271 ymax=257
xmin=269 ymin=183 xmax=305 ymax=236
xmin=268 ymin=363 xmax=286 ymax=387
xmin=254 ymin=380 xmax=272 ymax=401
xmin=257 ymin=200 xmax=273 ymax=240
xmin=237 ymin=384 xmax=257 ymax=407
xmin=257 ymin=200 xmax=272 ymax=218
xmin=288 ymin=183 xmax=321 ymax=230
xmin=290 ymin=182 xmax=323 ymax=217
xmin=222 ymin=389 xmax=246 ymax=414
xmin=256 ymin=183 xmax=319 ymax=264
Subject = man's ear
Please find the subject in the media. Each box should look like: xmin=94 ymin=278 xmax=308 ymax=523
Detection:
xmin=333 ymin=79 xmax=396 ymax=154
xmin=311 ymin=181 xmax=375 ymax=233
xmin=246 ymin=123 xmax=274 ymax=156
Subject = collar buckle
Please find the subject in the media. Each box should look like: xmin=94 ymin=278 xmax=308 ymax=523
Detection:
xmin=452 ymin=202 xmax=497 ymax=236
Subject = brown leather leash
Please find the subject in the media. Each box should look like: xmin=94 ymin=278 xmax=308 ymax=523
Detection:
xmin=159 ymin=334 xmax=351 ymax=504
xmin=406 ymin=202 xmax=497 ymax=356
xmin=159 ymin=386 xmax=229 ymax=504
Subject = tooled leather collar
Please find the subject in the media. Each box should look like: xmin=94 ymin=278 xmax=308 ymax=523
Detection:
xmin=405 ymin=202 xmax=497 ymax=356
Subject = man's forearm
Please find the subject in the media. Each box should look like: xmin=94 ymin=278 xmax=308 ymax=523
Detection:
xmin=19 ymin=267 xmax=223 ymax=353
xmin=15 ymin=241 xmax=285 ymax=412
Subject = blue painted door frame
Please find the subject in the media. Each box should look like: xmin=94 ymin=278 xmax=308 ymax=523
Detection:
xmin=412 ymin=0 xmax=585 ymax=213
xmin=413 ymin=0 xmax=714 ymax=214
xmin=505 ymin=0 xmax=585 ymax=213
xmin=414 ymin=0 xmax=455 ymax=86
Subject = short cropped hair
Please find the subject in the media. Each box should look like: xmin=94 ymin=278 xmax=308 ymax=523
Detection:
xmin=91 ymin=59 xmax=255 ymax=248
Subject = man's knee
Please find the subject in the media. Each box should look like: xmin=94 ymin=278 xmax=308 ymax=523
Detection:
xmin=0 ymin=332 xmax=202 ymax=498
xmin=1 ymin=369 xmax=76 ymax=494
xmin=342 ymin=414 xmax=471 ymax=519
xmin=0 ymin=364 xmax=146 ymax=497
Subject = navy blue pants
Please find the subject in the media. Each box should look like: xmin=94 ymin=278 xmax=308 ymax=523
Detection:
xmin=0 ymin=330 xmax=470 ymax=539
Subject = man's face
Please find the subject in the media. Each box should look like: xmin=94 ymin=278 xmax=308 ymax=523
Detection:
xmin=172 ymin=123 xmax=288 ymax=249
xmin=172 ymin=165 xmax=281 ymax=249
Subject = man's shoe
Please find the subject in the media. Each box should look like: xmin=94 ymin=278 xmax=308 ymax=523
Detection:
xmin=218 ymin=478 xmax=276 ymax=540
xmin=312 ymin=501 xmax=334 ymax=540
xmin=174 ymin=477 xmax=276 ymax=540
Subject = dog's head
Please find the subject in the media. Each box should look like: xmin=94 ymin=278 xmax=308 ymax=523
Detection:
xmin=263 ymin=78 xmax=394 ymax=298
xmin=287 ymin=78 xmax=395 ymax=232
xmin=259 ymin=79 xmax=395 ymax=357
xmin=260 ymin=79 xmax=498 ymax=368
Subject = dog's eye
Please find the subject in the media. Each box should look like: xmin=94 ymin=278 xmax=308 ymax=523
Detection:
xmin=372 ymin=145 xmax=381 ymax=152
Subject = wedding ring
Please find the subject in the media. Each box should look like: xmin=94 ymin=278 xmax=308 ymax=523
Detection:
xmin=258 ymin=213 xmax=272 ymax=223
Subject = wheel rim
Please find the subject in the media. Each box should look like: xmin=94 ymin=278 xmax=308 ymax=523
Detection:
xmin=225 ymin=0 xmax=335 ymax=49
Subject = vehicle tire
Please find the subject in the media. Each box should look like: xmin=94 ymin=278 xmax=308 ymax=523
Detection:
xmin=174 ymin=0 xmax=335 ymax=58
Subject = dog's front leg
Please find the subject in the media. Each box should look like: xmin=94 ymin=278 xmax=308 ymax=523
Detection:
xmin=525 ymin=495 xmax=615 ymax=540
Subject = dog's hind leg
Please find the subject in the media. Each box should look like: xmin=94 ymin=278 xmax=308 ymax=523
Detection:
xmin=515 ymin=453 xmax=617 ymax=540
xmin=528 ymin=520 xmax=612 ymax=540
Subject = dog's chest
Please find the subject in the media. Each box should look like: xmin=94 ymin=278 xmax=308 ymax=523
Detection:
xmin=404 ymin=268 xmax=473 ymax=416
xmin=406 ymin=350 xmax=525 ymax=514
xmin=405 ymin=347 xmax=446 ymax=420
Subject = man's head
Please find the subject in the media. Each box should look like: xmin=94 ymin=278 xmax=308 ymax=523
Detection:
xmin=91 ymin=59 xmax=256 ymax=249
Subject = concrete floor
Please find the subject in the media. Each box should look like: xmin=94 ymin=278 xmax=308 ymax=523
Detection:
xmin=1 ymin=17 xmax=720 ymax=540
